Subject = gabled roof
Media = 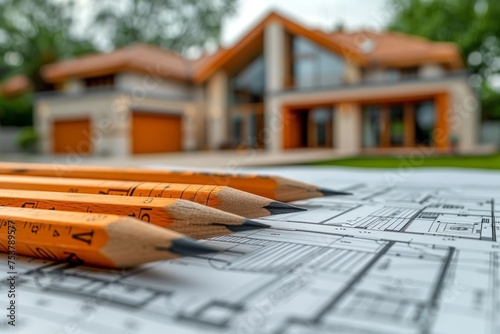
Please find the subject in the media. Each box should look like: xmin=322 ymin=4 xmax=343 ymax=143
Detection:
xmin=43 ymin=44 xmax=194 ymax=83
xmin=42 ymin=11 xmax=464 ymax=84
xmin=192 ymin=12 xmax=370 ymax=83
xmin=325 ymin=30 xmax=463 ymax=69
xmin=0 ymin=75 xmax=31 ymax=97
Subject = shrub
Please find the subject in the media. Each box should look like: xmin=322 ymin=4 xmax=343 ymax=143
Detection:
xmin=17 ymin=126 xmax=38 ymax=152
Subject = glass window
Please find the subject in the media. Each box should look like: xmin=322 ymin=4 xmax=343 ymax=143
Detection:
xmin=414 ymin=100 xmax=435 ymax=145
xmin=311 ymin=108 xmax=332 ymax=147
xmin=389 ymin=105 xmax=405 ymax=146
xmin=230 ymin=114 xmax=243 ymax=146
xmin=385 ymin=69 xmax=400 ymax=82
xmin=229 ymin=55 xmax=265 ymax=105
xmin=228 ymin=54 xmax=265 ymax=149
xmin=319 ymin=51 xmax=344 ymax=86
xmin=363 ymin=106 xmax=381 ymax=148
xmin=292 ymin=36 xmax=345 ymax=89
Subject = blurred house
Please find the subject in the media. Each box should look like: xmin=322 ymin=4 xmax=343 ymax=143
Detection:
xmin=35 ymin=11 xmax=478 ymax=156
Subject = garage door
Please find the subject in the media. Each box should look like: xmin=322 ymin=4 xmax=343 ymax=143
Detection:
xmin=52 ymin=118 xmax=92 ymax=154
xmin=131 ymin=112 xmax=183 ymax=154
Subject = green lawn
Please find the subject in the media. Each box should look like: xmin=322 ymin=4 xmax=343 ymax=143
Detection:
xmin=308 ymin=154 xmax=500 ymax=170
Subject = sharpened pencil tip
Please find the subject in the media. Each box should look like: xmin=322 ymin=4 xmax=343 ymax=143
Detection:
xmin=166 ymin=238 xmax=218 ymax=257
xmin=318 ymin=188 xmax=352 ymax=196
xmin=224 ymin=220 xmax=270 ymax=232
xmin=264 ymin=201 xmax=307 ymax=215
xmin=243 ymin=219 xmax=271 ymax=228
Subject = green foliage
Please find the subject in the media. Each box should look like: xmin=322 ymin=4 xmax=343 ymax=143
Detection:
xmin=0 ymin=93 xmax=32 ymax=126
xmin=92 ymin=0 xmax=237 ymax=53
xmin=388 ymin=0 xmax=500 ymax=120
xmin=0 ymin=0 xmax=96 ymax=91
xmin=16 ymin=126 xmax=38 ymax=152
xmin=308 ymin=154 xmax=500 ymax=170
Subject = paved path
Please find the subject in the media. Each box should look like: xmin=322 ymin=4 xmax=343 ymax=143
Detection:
xmin=0 ymin=149 xmax=351 ymax=168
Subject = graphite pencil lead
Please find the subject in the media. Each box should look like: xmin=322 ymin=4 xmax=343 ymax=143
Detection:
xmin=166 ymin=238 xmax=218 ymax=257
xmin=318 ymin=188 xmax=352 ymax=196
xmin=224 ymin=224 xmax=269 ymax=232
xmin=264 ymin=201 xmax=307 ymax=215
xmin=242 ymin=219 xmax=271 ymax=227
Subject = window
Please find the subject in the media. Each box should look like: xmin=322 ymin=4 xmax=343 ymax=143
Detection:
xmin=311 ymin=108 xmax=332 ymax=147
xmin=389 ymin=105 xmax=405 ymax=146
xmin=229 ymin=55 xmax=265 ymax=104
xmin=413 ymin=100 xmax=435 ymax=145
xmin=362 ymin=100 xmax=436 ymax=149
xmin=228 ymin=55 xmax=265 ymax=148
xmin=400 ymin=66 xmax=419 ymax=79
xmin=362 ymin=105 xmax=382 ymax=148
xmin=84 ymin=74 xmax=115 ymax=89
xmin=291 ymin=36 xmax=346 ymax=89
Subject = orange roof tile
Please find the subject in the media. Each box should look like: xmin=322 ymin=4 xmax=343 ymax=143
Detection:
xmin=43 ymin=44 xmax=196 ymax=83
xmin=0 ymin=75 xmax=31 ymax=97
xmin=326 ymin=30 xmax=463 ymax=69
xmin=41 ymin=12 xmax=464 ymax=84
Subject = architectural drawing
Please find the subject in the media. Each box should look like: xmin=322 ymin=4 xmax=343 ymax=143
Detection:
xmin=1 ymin=173 xmax=499 ymax=334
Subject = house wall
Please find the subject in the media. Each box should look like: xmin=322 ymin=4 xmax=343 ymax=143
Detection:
xmin=447 ymin=80 xmax=479 ymax=150
xmin=272 ymin=76 xmax=478 ymax=154
xmin=35 ymin=91 xmax=197 ymax=156
xmin=0 ymin=127 xmax=22 ymax=153
xmin=116 ymin=72 xmax=194 ymax=99
xmin=343 ymin=63 xmax=362 ymax=85
xmin=419 ymin=64 xmax=445 ymax=79
xmin=36 ymin=92 xmax=130 ymax=157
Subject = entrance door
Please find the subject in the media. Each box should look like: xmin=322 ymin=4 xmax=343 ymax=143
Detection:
xmin=284 ymin=107 xmax=333 ymax=149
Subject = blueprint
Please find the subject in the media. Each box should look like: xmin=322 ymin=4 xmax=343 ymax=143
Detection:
xmin=1 ymin=167 xmax=500 ymax=334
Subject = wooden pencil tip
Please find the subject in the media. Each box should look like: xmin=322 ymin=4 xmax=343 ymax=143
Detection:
xmin=159 ymin=238 xmax=218 ymax=257
xmin=318 ymin=188 xmax=352 ymax=196
xmin=214 ymin=219 xmax=270 ymax=233
xmin=264 ymin=201 xmax=307 ymax=215
xmin=243 ymin=219 xmax=271 ymax=228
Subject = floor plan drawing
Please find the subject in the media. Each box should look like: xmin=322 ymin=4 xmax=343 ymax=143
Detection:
xmin=269 ymin=182 xmax=498 ymax=242
xmin=1 ymin=168 xmax=499 ymax=334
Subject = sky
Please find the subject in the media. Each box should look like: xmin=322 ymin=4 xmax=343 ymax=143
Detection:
xmin=221 ymin=0 xmax=392 ymax=46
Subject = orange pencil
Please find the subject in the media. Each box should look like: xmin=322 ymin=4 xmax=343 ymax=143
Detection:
xmin=0 ymin=162 xmax=350 ymax=202
xmin=0 ymin=206 xmax=217 ymax=268
xmin=0 ymin=189 xmax=269 ymax=239
xmin=0 ymin=175 xmax=303 ymax=218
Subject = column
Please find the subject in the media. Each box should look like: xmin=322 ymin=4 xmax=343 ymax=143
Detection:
xmin=334 ymin=103 xmax=362 ymax=154
xmin=264 ymin=20 xmax=286 ymax=152
xmin=206 ymin=71 xmax=228 ymax=150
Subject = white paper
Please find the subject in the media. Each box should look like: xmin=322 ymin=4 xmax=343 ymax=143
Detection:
xmin=1 ymin=167 xmax=499 ymax=333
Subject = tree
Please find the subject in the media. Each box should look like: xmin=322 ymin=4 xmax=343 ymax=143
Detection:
xmin=92 ymin=0 xmax=237 ymax=54
xmin=387 ymin=0 xmax=500 ymax=119
xmin=0 ymin=0 xmax=96 ymax=92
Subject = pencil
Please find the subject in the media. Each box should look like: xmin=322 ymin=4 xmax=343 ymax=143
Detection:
xmin=0 ymin=206 xmax=218 ymax=268
xmin=0 ymin=175 xmax=304 ymax=218
xmin=0 ymin=162 xmax=350 ymax=202
xmin=0 ymin=189 xmax=269 ymax=239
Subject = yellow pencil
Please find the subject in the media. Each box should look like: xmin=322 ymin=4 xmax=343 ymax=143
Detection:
xmin=0 ymin=206 xmax=218 ymax=268
xmin=0 ymin=162 xmax=350 ymax=202
xmin=0 ymin=189 xmax=269 ymax=239
xmin=0 ymin=175 xmax=304 ymax=218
